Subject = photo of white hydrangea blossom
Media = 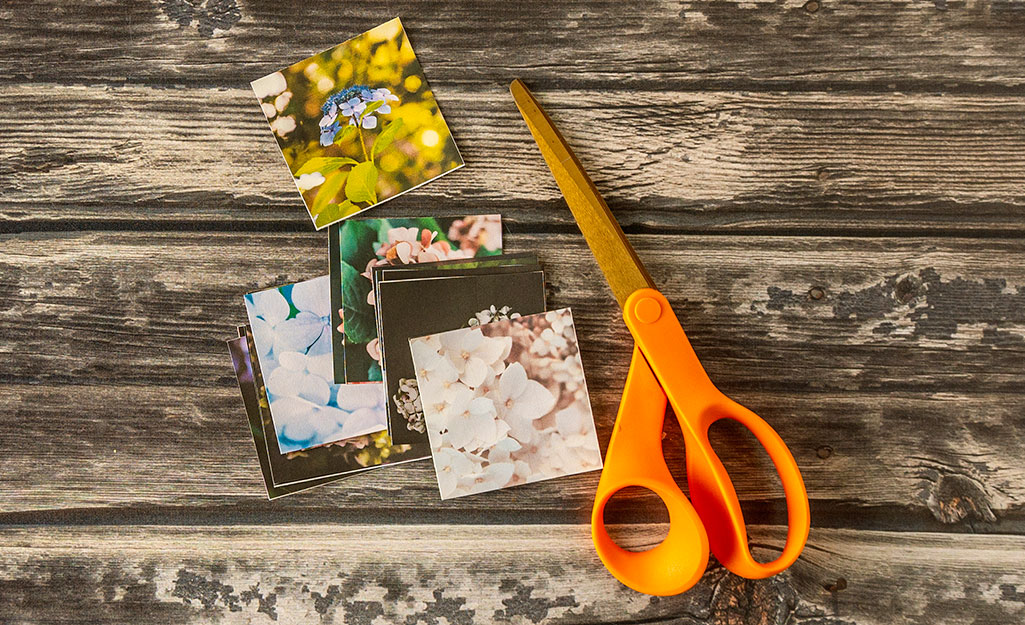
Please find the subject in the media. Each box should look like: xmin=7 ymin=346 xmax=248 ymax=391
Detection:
xmin=244 ymin=275 xmax=388 ymax=453
xmin=409 ymin=308 xmax=602 ymax=499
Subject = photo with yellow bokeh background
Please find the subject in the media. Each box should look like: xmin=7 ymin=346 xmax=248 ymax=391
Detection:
xmin=252 ymin=18 xmax=463 ymax=229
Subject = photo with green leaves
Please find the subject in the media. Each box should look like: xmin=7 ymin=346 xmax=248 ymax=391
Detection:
xmin=329 ymin=215 xmax=503 ymax=383
xmin=251 ymin=18 xmax=463 ymax=229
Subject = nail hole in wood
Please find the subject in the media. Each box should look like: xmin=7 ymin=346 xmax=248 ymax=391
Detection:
xmin=824 ymin=577 xmax=847 ymax=593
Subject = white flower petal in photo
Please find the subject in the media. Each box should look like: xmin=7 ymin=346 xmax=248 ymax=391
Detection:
xmin=274 ymin=91 xmax=292 ymax=112
xmin=305 ymin=326 xmax=332 ymax=357
xmin=252 ymin=71 xmax=287 ymax=99
xmin=266 ymin=366 xmax=306 ymax=398
xmin=277 ymin=350 xmax=307 ymax=371
xmin=498 ymin=362 xmax=556 ymax=439
xmin=250 ymin=316 xmax=275 ymax=358
xmin=269 ymin=395 xmax=319 ymax=443
xmin=458 ymin=461 xmax=514 ymax=494
xmin=438 ymin=383 xmax=474 ymax=425
xmin=249 ymin=288 xmax=291 ymax=326
xmin=296 ymin=171 xmax=326 ymax=191
xmin=270 ymin=115 xmax=296 ymax=136
xmin=306 ymin=352 xmax=334 ymax=381
xmin=296 ymin=372 xmax=331 ymax=406
xmin=334 ymin=382 xmax=385 ymax=412
xmin=476 ymin=335 xmax=512 ymax=364
xmin=272 ymin=312 xmax=324 ymax=355
xmin=441 ymin=396 xmax=493 ymax=451
xmin=488 ymin=435 xmax=522 ymax=464
xmin=339 ymin=406 xmax=386 ymax=437
xmin=556 ymin=403 xmax=602 ymax=450
xmin=435 ymin=447 xmax=475 ymax=498
xmin=411 ymin=308 xmax=602 ymax=499
xmin=291 ymin=278 xmax=332 ymax=319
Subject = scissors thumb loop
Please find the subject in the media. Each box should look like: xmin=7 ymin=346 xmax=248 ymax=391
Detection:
xmin=591 ymin=477 xmax=709 ymax=596
xmin=685 ymin=400 xmax=811 ymax=579
xmin=591 ymin=347 xmax=710 ymax=596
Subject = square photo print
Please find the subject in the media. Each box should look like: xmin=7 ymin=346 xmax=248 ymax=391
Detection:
xmin=227 ymin=334 xmax=346 ymax=498
xmin=329 ymin=215 xmax=503 ymax=384
xmin=244 ymin=276 xmax=388 ymax=453
xmin=377 ymin=267 xmax=547 ymax=446
xmin=228 ymin=326 xmax=428 ymax=498
xmin=409 ymin=308 xmax=602 ymax=499
xmin=251 ymin=17 xmax=463 ymax=229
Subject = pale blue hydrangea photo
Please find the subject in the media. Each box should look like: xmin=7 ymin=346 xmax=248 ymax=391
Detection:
xmin=244 ymin=275 xmax=388 ymax=453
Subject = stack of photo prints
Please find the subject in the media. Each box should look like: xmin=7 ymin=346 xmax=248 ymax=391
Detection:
xmin=231 ymin=18 xmax=602 ymax=499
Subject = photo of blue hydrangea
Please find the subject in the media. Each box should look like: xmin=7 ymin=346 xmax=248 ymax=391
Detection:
xmin=244 ymin=275 xmax=388 ymax=453
xmin=251 ymin=17 xmax=463 ymax=230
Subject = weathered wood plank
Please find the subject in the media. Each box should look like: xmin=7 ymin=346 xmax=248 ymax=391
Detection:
xmin=4 ymin=0 xmax=1025 ymax=92
xmin=3 ymin=86 xmax=1025 ymax=234
xmin=1 ymin=232 xmax=1023 ymax=522
xmin=3 ymin=380 xmax=1022 ymax=530
xmin=4 ymin=232 xmax=1024 ymax=390
xmin=0 ymin=524 xmax=1021 ymax=624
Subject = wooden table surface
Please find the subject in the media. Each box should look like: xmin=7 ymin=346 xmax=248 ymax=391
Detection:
xmin=3 ymin=1 xmax=1025 ymax=623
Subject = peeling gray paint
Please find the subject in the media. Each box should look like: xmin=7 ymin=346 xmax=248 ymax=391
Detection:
xmin=171 ymin=568 xmax=241 ymax=611
xmin=404 ymin=589 xmax=475 ymax=625
xmin=158 ymin=0 xmax=241 ymax=36
xmin=494 ymin=581 xmax=578 ymax=623
xmin=758 ymin=268 xmax=1025 ymax=345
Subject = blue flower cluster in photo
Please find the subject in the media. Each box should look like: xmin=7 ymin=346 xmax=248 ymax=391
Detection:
xmin=319 ymin=85 xmax=399 ymax=146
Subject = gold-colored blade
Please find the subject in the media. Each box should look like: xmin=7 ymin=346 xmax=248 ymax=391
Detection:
xmin=510 ymin=79 xmax=655 ymax=308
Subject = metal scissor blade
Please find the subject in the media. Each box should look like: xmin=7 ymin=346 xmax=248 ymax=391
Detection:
xmin=510 ymin=79 xmax=655 ymax=308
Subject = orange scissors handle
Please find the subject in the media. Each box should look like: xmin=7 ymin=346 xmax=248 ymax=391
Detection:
xmin=592 ymin=288 xmax=810 ymax=594
xmin=591 ymin=345 xmax=710 ymax=596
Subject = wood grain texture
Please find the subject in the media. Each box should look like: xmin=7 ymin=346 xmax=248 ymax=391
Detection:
xmin=3 ymin=0 xmax=1025 ymax=622
xmin=4 ymin=0 xmax=1025 ymax=91
xmin=3 ymin=85 xmax=1025 ymax=234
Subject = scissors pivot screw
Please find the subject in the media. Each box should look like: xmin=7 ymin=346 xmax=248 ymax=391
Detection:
xmin=634 ymin=297 xmax=663 ymax=324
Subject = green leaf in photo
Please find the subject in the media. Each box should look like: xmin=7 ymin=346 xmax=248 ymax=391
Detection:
xmin=367 ymin=361 xmax=382 ymax=382
xmin=311 ymin=169 xmax=348 ymax=217
xmin=332 ymin=124 xmax=357 ymax=146
xmin=371 ymin=118 xmax=404 ymax=160
xmin=314 ymin=199 xmax=361 ymax=229
xmin=383 ymin=218 xmax=419 ymax=229
xmin=345 ymin=161 xmax=379 ymax=205
xmin=339 ymin=219 xmax=378 ymax=267
xmin=294 ymin=156 xmax=359 ymax=177
xmin=361 ymin=100 xmax=384 ymax=118
xmin=340 ymin=260 xmax=376 ymax=344
xmin=374 ymin=218 xmax=395 ymax=245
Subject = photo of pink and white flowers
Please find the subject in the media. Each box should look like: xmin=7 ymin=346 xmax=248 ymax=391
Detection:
xmin=409 ymin=309 xmax=602 ymax=499
xmin=329 ymin=215 xmax=502 ymax=384
xmin=244 ymin=275 xmax=389 ymax=453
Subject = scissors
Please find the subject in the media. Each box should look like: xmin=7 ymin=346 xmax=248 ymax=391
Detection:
xmin=511 ymin=79 xmax=810 ymax=596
